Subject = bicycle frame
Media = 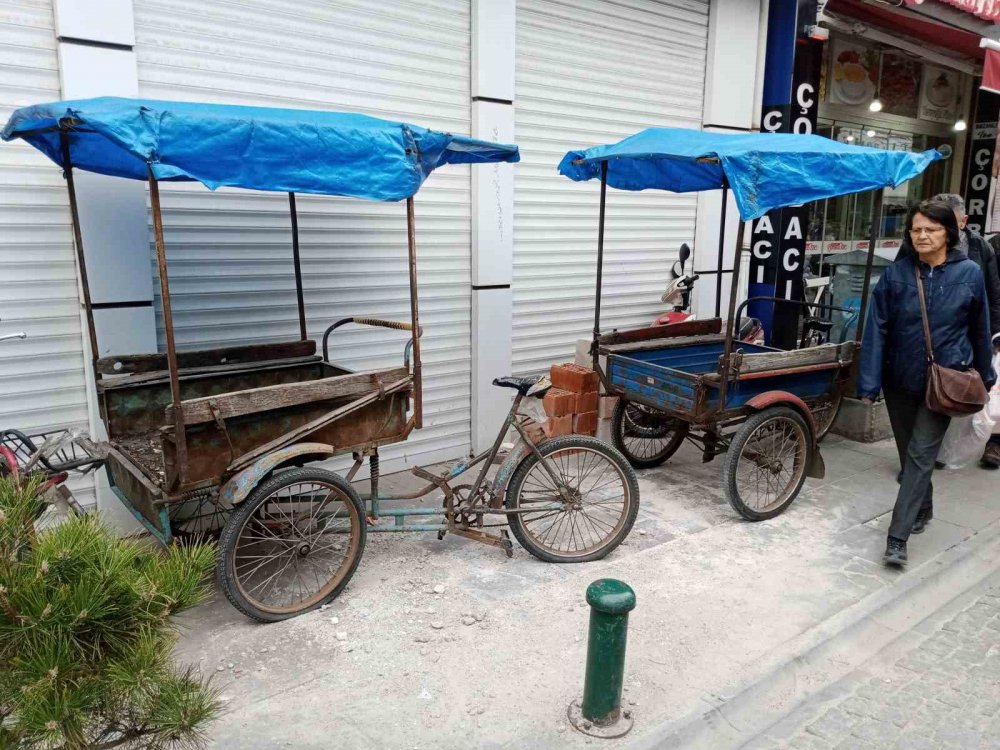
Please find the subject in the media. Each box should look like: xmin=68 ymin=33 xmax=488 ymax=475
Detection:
xmin=355 ymin=391 xmax=565 ymax=540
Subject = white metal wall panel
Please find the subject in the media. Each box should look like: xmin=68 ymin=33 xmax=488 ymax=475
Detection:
xmin=513 ymin=0 xmax=710 ymax=374
xmin=133 ymin=0 xmax=474 ymax=467
xmin=0 ymin=1 xmax=95 ymax=504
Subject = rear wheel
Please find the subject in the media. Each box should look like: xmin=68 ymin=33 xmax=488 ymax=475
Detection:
xmin=611 ymin=399 xmax=687 ymax=469
xmin=216 ymin=467 xmax=366 ymax=623
xmin=723 ymin=407 xmax=811 ymax=521
xmin=505 ymin=436 xmax=639 ymax=563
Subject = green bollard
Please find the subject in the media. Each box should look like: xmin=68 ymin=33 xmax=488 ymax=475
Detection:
xmin=567 ymin=578 xmax=636 ymax=738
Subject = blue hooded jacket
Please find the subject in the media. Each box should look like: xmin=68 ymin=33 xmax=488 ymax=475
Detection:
xmin=857 ymin=249 xmax=995 ymax=401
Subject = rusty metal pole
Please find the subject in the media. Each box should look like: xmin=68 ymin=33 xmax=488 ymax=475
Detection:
xmin=406 ymin=197 xmax=422 ymax=429
xmin=718 ymin=216 xmax=748 ymax=412
xmin=288 ymin=192 xmax=308 ymax=340
xmin=59 ymin=129 xmax=101 ymax=387
xmin=854 ymin=189 xmax=884 ymax=346
xmin=148 ymin=167 xmax=187 ymax=489
xmin=715 ymin=183 xmax=729 ymax=319
xmin=592 ymin=160 xmax=608 ymax=373
xmin=568 ymin=579 xmax=636 ymax=738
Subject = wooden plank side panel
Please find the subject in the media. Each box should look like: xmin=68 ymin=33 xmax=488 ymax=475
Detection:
xmin=96 ymin=339 xmax=317 ymax=375
xmin=171 ymin=366 xmax=410 ymax=424
xmin=166 ymin=393 xmax=410 ymax=487
xmin=608 ymin=355 xmax=699 ymax=414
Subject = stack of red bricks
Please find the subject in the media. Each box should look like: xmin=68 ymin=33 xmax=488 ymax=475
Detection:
xmin=542 ymin=363 xmax=599 ymax=437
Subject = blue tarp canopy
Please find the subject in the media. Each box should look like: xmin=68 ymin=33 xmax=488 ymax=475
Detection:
xmin=559 ymin=128 xmax=940 ymax=221
xmin=2 ymin=97 xmax=520 ymax=202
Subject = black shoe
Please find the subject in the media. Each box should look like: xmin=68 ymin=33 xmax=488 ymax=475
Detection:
xmin=934 ymin=460 xmax=946 ymax=470
xmin=912 ymin=508 xmax=933 ymax=535
xmin=897 ymin=470 xmax=903 ymax=484
xmin=883 ymin=537 xmax=907 ymax=566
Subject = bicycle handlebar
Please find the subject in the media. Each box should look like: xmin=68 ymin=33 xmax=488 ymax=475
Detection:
xmin=322 ymin=316 xmax=423 ymax=363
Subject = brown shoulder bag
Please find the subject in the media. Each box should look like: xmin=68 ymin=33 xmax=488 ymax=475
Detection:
xmin=913 ymin=264 xmax=988 ymax=417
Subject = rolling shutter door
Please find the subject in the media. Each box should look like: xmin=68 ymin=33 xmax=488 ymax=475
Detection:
xmin=0 ymin=0 xmax=94 ymax=504
xmin=513 ymin=0 xmax=710 ymax=374
xmin=133 ymin=0 xmax=474 ymax=468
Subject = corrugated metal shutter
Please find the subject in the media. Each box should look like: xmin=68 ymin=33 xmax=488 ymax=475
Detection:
xmin=133 ymin=0 xmax=474 ymax=468
xmin=513 ymin=0 xmax=710 ymax=374
xmin=0 ymin=0 xmax=95 ymax=504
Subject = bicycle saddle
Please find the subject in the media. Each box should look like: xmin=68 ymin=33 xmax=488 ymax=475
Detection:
xmin=492 ymin=375 xmax=551 ymax=398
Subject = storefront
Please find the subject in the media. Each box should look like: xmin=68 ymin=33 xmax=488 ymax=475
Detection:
xmin=805 ymin=27 xmax=978 ymax=263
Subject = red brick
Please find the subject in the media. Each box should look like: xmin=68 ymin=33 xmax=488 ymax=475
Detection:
xmin=573 ymin=411 xmax=598 ymax=435
xmin=574 ymin=390 xmax=598 ymax=414
xmin=550 ymin=362 xmax=600 ymax=394
xmin=542 ymin=415 xmax=573 ymax=438
xmin=598 ymin=395 xmax=619 ymax=419
xmin=542 ymin=388 xmax=574 ymax=418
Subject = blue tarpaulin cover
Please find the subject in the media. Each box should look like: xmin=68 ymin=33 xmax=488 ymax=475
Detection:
xmin=558 ymin=128 xmax=940 ymax=220
xmin=2 ymin=97 xmax=520 ymax=201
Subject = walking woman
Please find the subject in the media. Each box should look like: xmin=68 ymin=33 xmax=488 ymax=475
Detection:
xmin=858 ymin=200 xmax=995 ymax=566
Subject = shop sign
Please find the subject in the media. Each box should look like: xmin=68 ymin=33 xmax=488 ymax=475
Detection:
xmin=964 ymin=89 xmax=1000 ymax=235
xmin=752 ymin=36 xmax=823 ymax=349
xmin=919 ymin=65 xmax=961 ymax=124
xmin=906 ymin=0 xmax=1000 ymax=23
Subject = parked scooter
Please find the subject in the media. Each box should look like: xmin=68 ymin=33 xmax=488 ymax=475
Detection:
xmin=652 ymin=243 xmax=764 ymax=343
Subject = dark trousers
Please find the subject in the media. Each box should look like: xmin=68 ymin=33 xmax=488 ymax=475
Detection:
xmin=883 ymin=389 xmax=951 ymax=541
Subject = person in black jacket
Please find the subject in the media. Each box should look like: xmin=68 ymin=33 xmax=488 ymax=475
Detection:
xmin=896 ymin=193 xmax=1000 ymax=471
xmin=860 ymin=200 xmax=994 ymax=566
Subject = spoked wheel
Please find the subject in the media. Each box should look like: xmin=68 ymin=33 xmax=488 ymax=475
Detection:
xmin=611 ymin=399 xmax=687 ymax=469
xmin=216 ymin=467 xmax=366 ymax=623
xmin=170 ymin=491 xmax=231 ymax=542
xmin=723 ymin=407 xmax=811 ymax=521
xmin=809 ymin=389 xmax=843 ymax=442
xmin=505 ymin=435 xmax=639 ymax=562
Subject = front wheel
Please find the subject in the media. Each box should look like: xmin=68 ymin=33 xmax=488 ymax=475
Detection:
xmin=611 ymin=399 xmax=687 ymax=469
xmin=505 ymin=436 xmax=639 ymax=563
xmin=723 ymin=407 xmax=811 ymax=521
xmin=216 ymin=467 xmax=366 ymax=623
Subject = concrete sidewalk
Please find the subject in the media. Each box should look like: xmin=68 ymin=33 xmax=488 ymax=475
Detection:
xmin=174 ymin=434 xmax=1000 ymax=749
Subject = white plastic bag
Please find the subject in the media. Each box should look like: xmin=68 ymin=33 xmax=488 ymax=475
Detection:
xmin=989 ymin=352 xmax=1000 ymax=433
xmin=939 ymin=408 xmax=995 ymax=469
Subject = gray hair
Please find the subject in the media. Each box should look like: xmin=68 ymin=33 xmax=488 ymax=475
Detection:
xmin=932 ymin=193 xmax=966 ymax=214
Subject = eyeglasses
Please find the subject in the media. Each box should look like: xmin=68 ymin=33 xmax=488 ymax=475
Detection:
xmin=909 ymin=227 xmax=946 ymax=237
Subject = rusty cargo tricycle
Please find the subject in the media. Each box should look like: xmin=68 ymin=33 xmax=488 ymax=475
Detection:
xmin=3 ymin=97 xmax=640 ymax=622
xmin=559 ymin=128 xmax=941 ymax=521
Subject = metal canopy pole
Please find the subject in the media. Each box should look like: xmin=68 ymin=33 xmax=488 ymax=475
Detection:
xmin=715 ymin=182 xmax=729 ymax=319
xmin=148 ymin=166 xmax=188 ymax=488
xmin=854 ymin=189 xmax=884 ymax=345
xmin=59 ymin=129 xmax=100 ymax=387
xmin=288 ymin=192 xmax=308 ymax=340
xmin=592 ymin=160 xmax=609 ymax=372
xmin=717 ymin=218 xmax=747 ymax=411
xmin=406 ymin=197 xmax=423 ymax=429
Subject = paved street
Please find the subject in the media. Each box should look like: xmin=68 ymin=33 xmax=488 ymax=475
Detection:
xmin=173 ymin=433 xmax=1000 ymax=749
xmin=744 ymin=587 xmax=1000 ymax=750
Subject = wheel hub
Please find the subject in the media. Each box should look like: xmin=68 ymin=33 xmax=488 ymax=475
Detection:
xmin=297 ymin=542 xmax=311 ymax=556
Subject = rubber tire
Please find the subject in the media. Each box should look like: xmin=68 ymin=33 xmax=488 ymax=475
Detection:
xmin=216 ymin=467 xmax=366 ymax=623
xmin=505 ymin=435 xmax=640 ymax=563
xmin=723 ymin=406 xmax=811 ymax=522
xmin=611 ymin=399 xmax=687 ymax=469
xmin=811 ymin=389 xmax=843 ymax=442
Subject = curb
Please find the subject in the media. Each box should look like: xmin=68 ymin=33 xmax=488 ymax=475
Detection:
xmin=626 ymin=519 xmax=1000 ymax=750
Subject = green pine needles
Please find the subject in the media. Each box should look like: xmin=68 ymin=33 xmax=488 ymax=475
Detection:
xmin=0 ymin=473 xmax=219 ymax=749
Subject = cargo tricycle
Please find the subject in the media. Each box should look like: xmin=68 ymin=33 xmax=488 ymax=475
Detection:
xmin=559 ymin=128 xmax=940 ymax=520
xmin=3 ymin=98 xmax=640 ymax=622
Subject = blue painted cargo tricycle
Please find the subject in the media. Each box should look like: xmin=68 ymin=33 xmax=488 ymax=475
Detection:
xmin=559 ymin=128 xmax=940 ymax=520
